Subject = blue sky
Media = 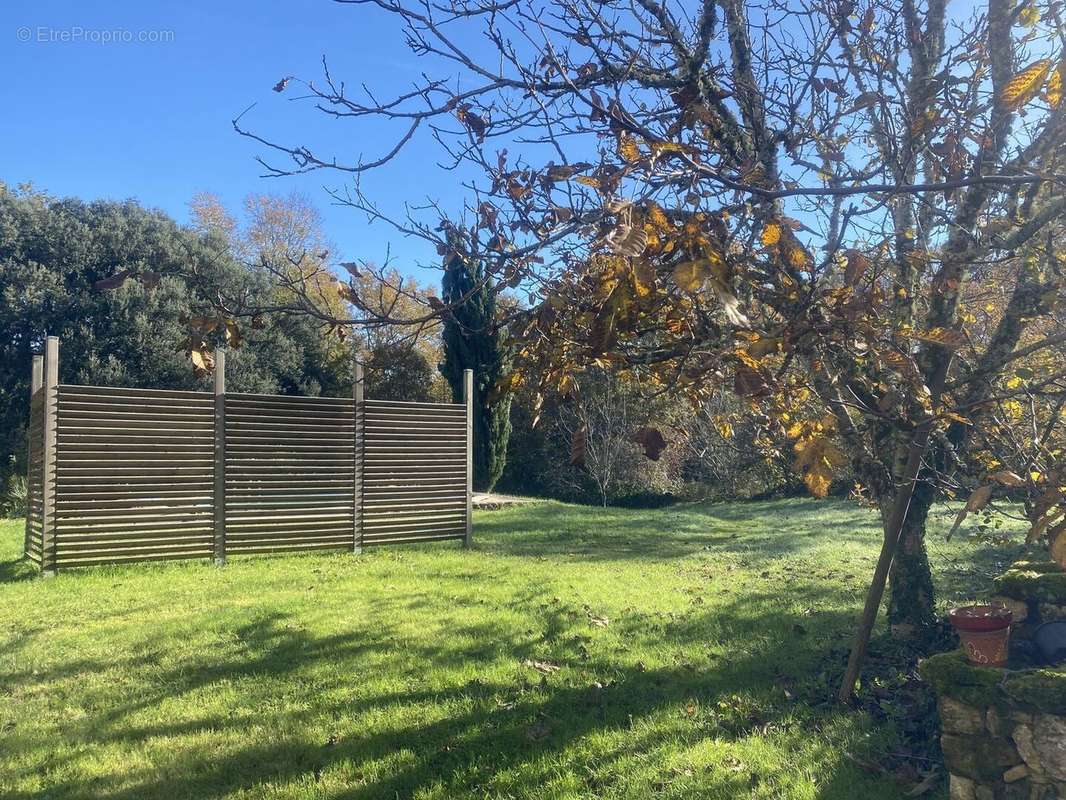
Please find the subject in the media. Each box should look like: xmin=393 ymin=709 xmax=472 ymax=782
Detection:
xmin=1 ymin=0 xmax=467 ymax=277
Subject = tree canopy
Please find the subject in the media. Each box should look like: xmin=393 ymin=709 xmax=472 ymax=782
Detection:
xmin=0 ymin=184 xmax=351 ymax=480
xmin=231 ymin=0 xmax=1066 ymax=692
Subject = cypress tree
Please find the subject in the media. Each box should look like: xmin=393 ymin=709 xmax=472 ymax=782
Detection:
xmin=439 ymin=241 xmax=511 ymax=491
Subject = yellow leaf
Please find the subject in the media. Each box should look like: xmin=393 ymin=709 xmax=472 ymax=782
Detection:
xmin=1048 ymin=62 xmax=1064 ymax=108
xmin=618 ymin=134 xmax=641 ymax=164
xmin=761 ymin=223 xmax=781 ymax=246
xmin=1019 ymin=5 xmax=1040 ymax=26
xmin=1001 ymin=59 xmax=1052 ymax=110
xmin=190 ymin=348 xmax=214 ymax=373
xmin=645 ymin=202 xmax=670 ymax=230
xmin=574 ymin=175 xmax=601 ymax=188
xmin=672 ymin=260 xmax=709 ymax=292
xmin=631 ymin=260 xmax=656 ymax=298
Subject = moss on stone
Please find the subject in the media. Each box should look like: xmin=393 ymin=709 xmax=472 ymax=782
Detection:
xmin=993 ymin=562 xmax=1066 ymax=604
xmin=1002 ymin=669 xmax=1066 ymax=714
xmin=920 ymin=652 xmax=1005 ymax=707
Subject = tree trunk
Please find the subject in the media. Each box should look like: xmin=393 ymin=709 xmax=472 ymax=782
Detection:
xmin=884 ymin=481 xmax=938 ymax=637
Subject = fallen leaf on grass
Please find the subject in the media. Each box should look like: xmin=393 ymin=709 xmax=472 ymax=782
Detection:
xmin=523 ymin=658 xmax=561 ymax=674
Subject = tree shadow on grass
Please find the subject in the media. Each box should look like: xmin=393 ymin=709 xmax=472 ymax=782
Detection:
xmin=0 ymin=554 xmax=38 ymax=583
xmin=4 ymin=584 xmax=909 ymax=800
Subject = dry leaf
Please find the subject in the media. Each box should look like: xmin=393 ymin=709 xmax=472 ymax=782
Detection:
xmin=946 ymin=484 xmax=992 ymax=540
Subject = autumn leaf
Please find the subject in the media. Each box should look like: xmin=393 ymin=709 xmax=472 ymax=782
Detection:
xmin=645 ymin=202 xmax=670 ymax=230
xmin=631 ymin=260 xmax=656 ymax=298
xmin=574 ymin=175 xmax=601 ymax=188
xmin=523 ymin=658 xmax=561 ymax=674
xmin=946 ymin=484 xmax=993 ymax=540
xmin=455 ymin=104 xmax=487 ymax=141
xmin=989 ymin=470 xmax=1024 ymax=487
xmin=1000 ymin=59 xmax=1052 ymax=111
xmin=761 ymin=223 xmax=782 ymax=246
xmin=224 ymin=320 xmax=242 ymax=348
xmin=844 ymin=250 xmax=869 ymax=286
xmin=589 ymin=286 xmax=624 ymax=353
xmin=1047 ymin=62 xmax=1064 ymax=108
xmin=733 ymin=363 xmax=770 ymax=397
xmin=672 ymin=259 xmax=709 ymax=292
xmin=190 ymin=347 xmax=215 ymax=375
xmin=618 ymin=133 xmax=641 ymax=163
xmin=793 ymin=435 xmax=843 ymax=498
xmin=606 ymin=224 xmax=648 ymax=257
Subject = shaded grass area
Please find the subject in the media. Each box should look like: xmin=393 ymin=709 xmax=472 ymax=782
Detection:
xmin=0 ymin=499 xmax=1028 ymax=799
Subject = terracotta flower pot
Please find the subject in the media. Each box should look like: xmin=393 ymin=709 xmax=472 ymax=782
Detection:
xmin=948 ymin=604 xmax=1013 ymax=667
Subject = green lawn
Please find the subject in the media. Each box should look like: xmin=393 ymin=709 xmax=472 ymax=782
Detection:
xmin=0 ymin=499 xmax=1026 ymax=799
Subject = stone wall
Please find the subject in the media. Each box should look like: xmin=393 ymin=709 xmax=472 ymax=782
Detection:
xmin=922 ymin=652 xmax=1066 ymax=798
xmin=991 ymin=561 xmax=1066 ymax=641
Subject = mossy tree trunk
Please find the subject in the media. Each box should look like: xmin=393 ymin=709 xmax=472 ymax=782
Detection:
xmin=884 ymin=481 xmax=938 ymax=637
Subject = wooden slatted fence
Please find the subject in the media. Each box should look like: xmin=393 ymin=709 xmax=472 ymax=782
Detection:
xmin=22 ymin=338 xmax=473 ymax=572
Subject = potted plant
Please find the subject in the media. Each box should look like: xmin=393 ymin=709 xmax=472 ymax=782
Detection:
xmin=948 ymin=604 xmax=1013 ymax=667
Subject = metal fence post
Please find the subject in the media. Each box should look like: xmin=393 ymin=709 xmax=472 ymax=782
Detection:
xmin=353 ymin=360 xmax=364 ymax=554
xmin=213 ymin=349 xmax=227 ymax=565
xmin=40 ymin=337 xmax=59 ymax=577
xmin=463 ymin=368 xmax=473 ymax=548
xmin=24 ymin=354 xmax=43 ymax=560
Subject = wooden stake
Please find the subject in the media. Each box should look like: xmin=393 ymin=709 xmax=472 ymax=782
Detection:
xmin=40 ymin=337 xmax=58 ymax=577
xmin=213 ymin=349 xmax=227 ymax=566
xmin=353 ymin=360 xmax=364 ymax=554
xmin=463 ymin=368 xmax=473 ymax=548
xmin=24 ymin=354 xmax=43 ymax=560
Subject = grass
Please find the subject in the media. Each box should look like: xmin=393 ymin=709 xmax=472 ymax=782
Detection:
xmin=0 ymin=498 xmax=1028 ymax=799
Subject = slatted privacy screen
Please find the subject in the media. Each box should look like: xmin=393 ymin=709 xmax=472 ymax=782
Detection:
xmin=54 ymin=385 xmax=216 ymax=567
xmin=23 ymin=339 xmax=473 ymax=573
xmin=362 ymin=399 xmax=469 ymax=545
xmin=224 ymin=393 xmax=356 ymax=555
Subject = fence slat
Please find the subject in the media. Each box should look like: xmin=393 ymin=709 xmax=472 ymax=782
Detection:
xmin=213 ymin=350 xmax=227 ymax=565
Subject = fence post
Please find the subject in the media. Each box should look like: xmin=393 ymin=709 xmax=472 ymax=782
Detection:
xmin=23 ymin=354 xmax=44 ymax=559
xmin=352 ymin=360 xmax=364 ymax=554
xmin=40 ymin=337 xmax=59 ymax=577
xmin=213 ymin=349 xmax=227 ymax=565
xmin=463 ymin=368 xmax=473 ymax=548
